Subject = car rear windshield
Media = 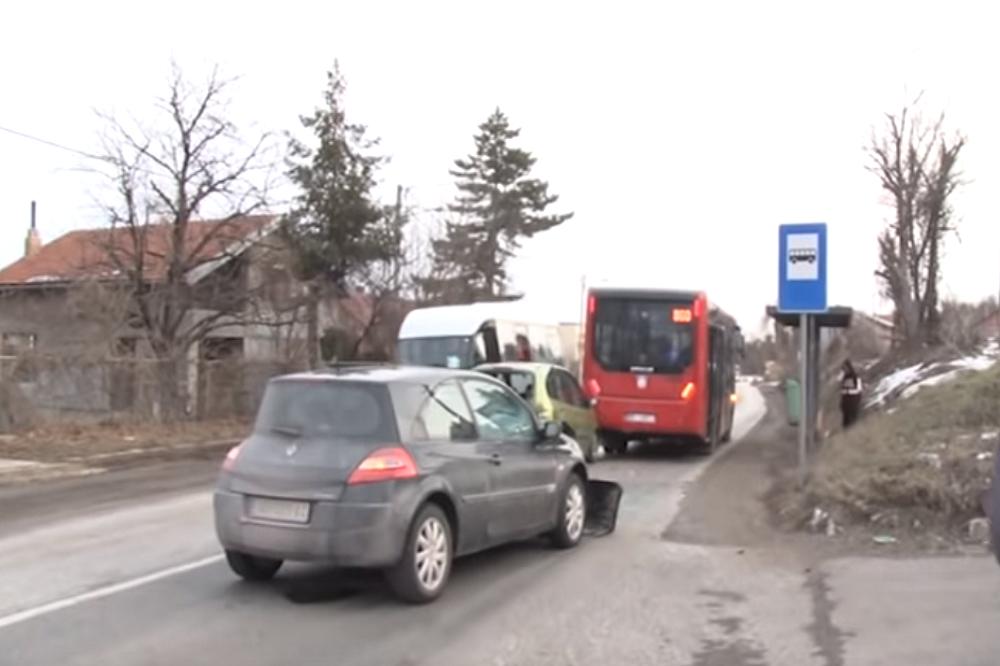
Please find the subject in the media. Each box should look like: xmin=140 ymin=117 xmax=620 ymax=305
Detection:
xmin=254 ymin=380 xmax=397 ymax=441
xmin=397 ymin=336 xmax=482 ymax=369
xmin=593 ymin=298 xmax=694 ymax=374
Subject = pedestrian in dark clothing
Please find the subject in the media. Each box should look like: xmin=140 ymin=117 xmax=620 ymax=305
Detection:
xmin=839 ymin=359 xmax=862 ymax=428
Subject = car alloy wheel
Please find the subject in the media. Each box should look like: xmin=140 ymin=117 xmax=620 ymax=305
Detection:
xmin=565 ymin=482 xmax=586 ymax=542
xmin=415 ymin=515 xmax=449 ymax=593
xmin=387 ymin=503 xmax=453 ymax=603
xmin=551 ymin=474 xmax=586 ymax=548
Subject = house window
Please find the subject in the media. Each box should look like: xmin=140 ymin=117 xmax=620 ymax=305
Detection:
xmin=0 ymin=332 xmax=38 ymax=382
xmin=1 ymin=332 xmax=36 ymax=356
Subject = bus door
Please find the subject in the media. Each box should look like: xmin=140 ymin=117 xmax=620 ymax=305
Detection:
xmin=708 ymin=326 xmax=724 ymax=438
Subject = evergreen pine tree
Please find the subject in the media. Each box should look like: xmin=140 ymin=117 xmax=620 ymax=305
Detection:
xmin=283 ymin=63 xmax=395 ymax=365
xmin=422 ymin=109 xmax=572 ymax=303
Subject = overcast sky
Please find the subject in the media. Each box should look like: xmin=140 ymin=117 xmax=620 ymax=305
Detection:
xmin=2 ymin=0 xmax=999 ymax=335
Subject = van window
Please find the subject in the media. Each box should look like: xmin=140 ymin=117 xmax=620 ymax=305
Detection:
xmin=397 ymin=336 xmax=482 ymax=368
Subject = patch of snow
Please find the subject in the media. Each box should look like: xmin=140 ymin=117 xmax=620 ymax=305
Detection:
xmin=867 ymin=361 xmax=926 ymax=406
xmin=917 ymin=452 xmax=943 ymax=469
xmin=900 ymin=353 xmax=997 ymax=399
xmin=981 ymin=431 xmax=998 ymax=441
xmin=868 ymin=346 xmax=999 ymax=406
xmin=977 ymin=452 xmax=994 ymax=462
xmin=24 ymin=274 xmax=63 ymax=283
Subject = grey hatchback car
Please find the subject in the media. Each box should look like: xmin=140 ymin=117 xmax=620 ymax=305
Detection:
xmin=213 ymin=365 xmax=589 ymax=603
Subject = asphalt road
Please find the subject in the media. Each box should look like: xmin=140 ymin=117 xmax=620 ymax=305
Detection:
xmin=3 ymin=386 xmax=998 ymax=666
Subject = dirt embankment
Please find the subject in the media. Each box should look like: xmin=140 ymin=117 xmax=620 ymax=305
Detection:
xmin=770 ymin=362 xmax=1000 ymax=552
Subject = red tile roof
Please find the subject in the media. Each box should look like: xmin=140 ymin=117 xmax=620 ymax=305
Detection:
xmin=0 ymin=215 xmax=276 ymax=286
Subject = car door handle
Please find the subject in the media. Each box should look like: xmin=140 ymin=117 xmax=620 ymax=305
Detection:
xmin=489 ymin=453 xmax=503 ymax=466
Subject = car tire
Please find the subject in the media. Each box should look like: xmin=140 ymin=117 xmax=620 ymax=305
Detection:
xmin=550 ymin=474 xmax=587 ymax=549
xmin=225 ymin=550 xmax=282 ymax=582
xmin=386 ymin=503 xmax=453 ymax=604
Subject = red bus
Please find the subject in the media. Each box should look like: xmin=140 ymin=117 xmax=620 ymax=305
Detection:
xmin=582 ymin=288 xmax=743 ymax=455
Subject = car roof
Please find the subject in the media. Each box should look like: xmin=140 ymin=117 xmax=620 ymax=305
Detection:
xmin=474 ymin=361 xmax=557 ymax=374
xmin=398 ymin=300 xmax=560 ymax=339
xmin=271 ymin=364 xmax=487 ymax=386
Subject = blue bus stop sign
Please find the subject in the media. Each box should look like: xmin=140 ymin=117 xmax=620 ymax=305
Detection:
xmin=778 ymin=223 xmax=827 ymax=313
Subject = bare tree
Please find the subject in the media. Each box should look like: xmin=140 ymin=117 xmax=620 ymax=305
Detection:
xmin=868 ymin=100 xmax=965 ymax=348
xmin=96 ymin=64 xmax=278 ymax=420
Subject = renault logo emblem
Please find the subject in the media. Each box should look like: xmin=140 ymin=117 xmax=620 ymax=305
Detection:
xmin=285 ymin=443 xmax=298 ymax=457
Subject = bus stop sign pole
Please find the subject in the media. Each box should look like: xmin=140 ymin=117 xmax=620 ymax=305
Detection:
xmin=799 ymin=313 xmax=809 ymax=484
xmin=778 ymin=223 xmax=828 ymax=486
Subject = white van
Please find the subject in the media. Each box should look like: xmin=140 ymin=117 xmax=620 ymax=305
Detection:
xmin=396 ymin=301 xmax=571 ymax=370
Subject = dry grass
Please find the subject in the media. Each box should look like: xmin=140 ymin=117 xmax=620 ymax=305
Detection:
xmin=0 ymin=418 xmax=251 ymax=463
xmin=776 ymin=363 xmax=1000 ymax=540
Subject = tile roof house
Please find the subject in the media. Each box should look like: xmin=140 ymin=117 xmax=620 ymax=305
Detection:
xmin=0 ymin=215 xmax=274 ymax=286
xmin=0 ymin=208 xmax=384 ymax=420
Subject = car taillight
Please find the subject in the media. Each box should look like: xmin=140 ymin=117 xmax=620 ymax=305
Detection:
xmin=681 ymin=382 xmax=696 ymax=400
xmin=348 ymin=447 xmax=418 ymax=485
xmin=586 ymin=378 xmax=601 ymax=397
xmin=587 ymin=295 xmax=596 ymax=315
xmin=222 ymin=444 xmax=242 ymax=471
xmin=730 ymin=392 xmax=740 ymax=404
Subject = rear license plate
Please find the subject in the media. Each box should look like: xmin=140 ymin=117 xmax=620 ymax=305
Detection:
xmin=247 ymin=497 xmax=311 ymax=524
xmin=625 ymin=412 xmax=656 ymax=424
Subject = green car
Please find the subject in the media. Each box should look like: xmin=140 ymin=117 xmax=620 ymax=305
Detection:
xmin=474 ymin=362 xmax=599 ymax=462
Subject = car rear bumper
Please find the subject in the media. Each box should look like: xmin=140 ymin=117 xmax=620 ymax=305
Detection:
xmin=213 ymin=491 xmax=406 ymax=567
xmin=596 ymin=396 xmax=703 ymax=438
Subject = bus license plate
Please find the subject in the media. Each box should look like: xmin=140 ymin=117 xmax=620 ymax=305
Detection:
xmin=248 ymin=497 xmax=311 ymax=524
xmin=625 ymin=412 xmax=656 ymax=424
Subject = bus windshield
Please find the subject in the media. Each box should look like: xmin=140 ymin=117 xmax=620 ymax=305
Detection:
xmin=593 ymin=298 xmax=694 ymax=374
xmin=397 ymin=336 xmax=484 ymax=368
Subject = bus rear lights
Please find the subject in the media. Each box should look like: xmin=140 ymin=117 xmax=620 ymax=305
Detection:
xmin=672 ymin=308 xmax=693 ymax=323
xmin=681 ymin=382 xmax=696 ymax=400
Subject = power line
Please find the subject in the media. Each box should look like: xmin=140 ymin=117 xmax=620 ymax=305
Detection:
xmin=0 ymin=124 xmax=107 ymax=162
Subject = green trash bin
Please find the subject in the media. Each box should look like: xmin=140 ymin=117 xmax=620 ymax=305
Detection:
xmin=784 ymin=378 xmax=801 ymax=426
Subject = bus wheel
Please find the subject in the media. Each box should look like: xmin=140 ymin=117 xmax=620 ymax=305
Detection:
xmin=601 ymin=434 xmax=627 ymax=456
xmin=699 ymin=423 xmax=720 ymax=456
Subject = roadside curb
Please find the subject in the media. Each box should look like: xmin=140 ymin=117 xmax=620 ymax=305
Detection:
xmin=0 ymin=439 xmax=238 ymax=487
xmin=0 ymin=461 xmax=104 ymax=486
xmin=64 ymin=439 xmax=238 ymax=465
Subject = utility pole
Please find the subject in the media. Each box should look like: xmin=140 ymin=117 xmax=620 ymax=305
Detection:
xmin=395 ymin=185 xmax=403 ymax=225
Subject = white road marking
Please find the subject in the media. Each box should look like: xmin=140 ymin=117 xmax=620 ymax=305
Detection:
xmin=0 ymin=554 xmax=223 ymax=631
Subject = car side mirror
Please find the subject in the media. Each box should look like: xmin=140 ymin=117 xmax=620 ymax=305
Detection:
xmin=542 ymin=420 xmax=562 ymax=442
xmin=449 ymin=421 xmax=476 ymax=442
